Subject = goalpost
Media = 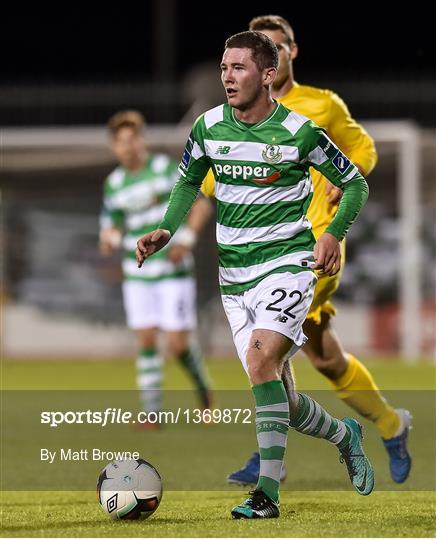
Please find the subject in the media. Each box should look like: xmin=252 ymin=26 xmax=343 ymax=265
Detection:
xmin=362 ymin=121 xmax=422 ymax=362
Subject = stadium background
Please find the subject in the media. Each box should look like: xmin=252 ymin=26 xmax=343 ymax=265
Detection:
xmin=2 ymin=1 xmax=435 ymax=360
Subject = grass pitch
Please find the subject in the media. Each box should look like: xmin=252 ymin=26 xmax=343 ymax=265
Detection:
xmin=2 ymin=490 xmax=435 ymax=538
xmin=1 ymin=357 xmax=435 ymax=537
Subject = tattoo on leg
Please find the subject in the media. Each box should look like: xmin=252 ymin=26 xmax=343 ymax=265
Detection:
xmin=252 ymin=339 xmax=262 ymax=350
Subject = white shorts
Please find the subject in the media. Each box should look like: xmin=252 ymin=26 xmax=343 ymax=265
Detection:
xmin=122 ymin=277 xmax=196 ymax=331
xmin=221 ymin=271 xmax=317 ymax=373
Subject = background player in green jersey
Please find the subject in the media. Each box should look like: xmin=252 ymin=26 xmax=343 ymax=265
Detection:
xmin=100 ymin=110 xmax=212 ymax=422
xmin=136 ymin=32 xmax=373 ymax=518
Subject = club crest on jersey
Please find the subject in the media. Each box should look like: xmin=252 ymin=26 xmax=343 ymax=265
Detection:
xmin=262 ymin=144 xmax=282 ymax=164
xmin=332 ymin=152 xmax=350 ymax=173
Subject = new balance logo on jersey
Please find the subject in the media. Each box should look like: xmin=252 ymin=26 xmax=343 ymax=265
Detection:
xmin=216 ymin=145 xmax=231 ymax=155
xmin=274 ymin=314 xmax=289 ymax=323
xmin=213 ymin=163 xmax=273 ymax=181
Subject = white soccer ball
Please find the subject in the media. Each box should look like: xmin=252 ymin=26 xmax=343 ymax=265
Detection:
xmin=97 ymin=458 xmax=162 ymax=520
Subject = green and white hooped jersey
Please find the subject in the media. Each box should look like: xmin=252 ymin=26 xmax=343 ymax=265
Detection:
xmin=179 ymin=102 xmax=361 ymax=294
xmin=101 ymin=154 xmax=193 ymax=282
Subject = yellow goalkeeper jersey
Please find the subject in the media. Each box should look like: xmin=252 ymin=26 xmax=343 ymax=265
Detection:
xmin=201 ymin=82 xmax=377 ymax=238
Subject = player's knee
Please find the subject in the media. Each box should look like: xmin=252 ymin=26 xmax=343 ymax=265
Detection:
xmin=247 ymin=353 xmax=280 ymax=384
xmin=137 ymin=337 xmax=156 ymax=350
xmin=247 ymin=361 xmax=270 ymax=383
xmin=169 ymin=342 xmax=188 ymax=359
xmin=135 ymin=328 xmax=158 ymax=350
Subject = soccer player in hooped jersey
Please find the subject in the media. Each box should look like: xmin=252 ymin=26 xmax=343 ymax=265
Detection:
xmin=219 ymin=15 xmax=411 ymax=488
xmin=100 ymin=110 xmax=212 ymax=422
xmin=136 ymin=32 xmax=373 ymax=518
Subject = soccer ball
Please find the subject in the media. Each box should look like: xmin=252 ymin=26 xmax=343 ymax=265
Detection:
xmin=97 ymin=458 xmax=162 ymax=520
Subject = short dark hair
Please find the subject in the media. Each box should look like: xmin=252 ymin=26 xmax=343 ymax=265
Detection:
xmin=225 ymin=30 xmax=279 ymax=71
xmin=249 ymin=15 xmax=295 ymax=45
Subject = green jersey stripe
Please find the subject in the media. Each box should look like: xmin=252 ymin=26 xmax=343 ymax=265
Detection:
xmin=215 ymin=176 xmax=312 ymax=206
xmin=101 ymin=154 xmax=193 ymax=282
xmin=128 ymin=223 xmax=167 ymax=237
xmin=217 ymin=199 xmax=310 ymax=229
xmin=216 ymin=215 xmax=311 ymax=245
xmin=106 ymin=177 xmax=173 ymax=206
xmin=158 ymin=101 xmax=367 ymax=293
xmin=122 ymin=258 xmax=192 ymax=280
xmin=219 ymin=251 xmax=314 ymax=287
xmin=218 ymin=230 xmax=314 ymax=268
xmin=220 ymin=265 xmax=310 ymax=295
xmin=125 ymin=202 xmax=169 ymax=230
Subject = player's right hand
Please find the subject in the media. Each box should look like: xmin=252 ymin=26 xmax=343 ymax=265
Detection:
xmin=136 ymin=229 xmax=171 ymax=268
xmin=167 ymin=244 xmax=190 ymax=264
xmin=313 ymin=232 xmax=341 ymax=276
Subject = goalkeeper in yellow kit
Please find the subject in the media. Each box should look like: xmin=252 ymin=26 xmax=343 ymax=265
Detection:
xmin=201 ymin=14 xmax=412 ymax=485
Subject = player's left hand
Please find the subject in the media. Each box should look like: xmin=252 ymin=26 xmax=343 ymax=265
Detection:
xmin=313 ymin=232 xmax=341 ymax=276
xmin=167 ymin=244 xmax=191 ymax=264
xmin=326 ymin=181 xmax=343 ymax=205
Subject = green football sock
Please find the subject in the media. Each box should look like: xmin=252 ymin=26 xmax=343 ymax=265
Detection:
xmin=290 ymin=393 xmax=351 ymax=449
xmin=136 ymin=347 xmax=163 ymax=413
xmin=253 ymin=380 xmax=289 ymax=503
xmin=178 ymin=347 xmax=211 ymax=404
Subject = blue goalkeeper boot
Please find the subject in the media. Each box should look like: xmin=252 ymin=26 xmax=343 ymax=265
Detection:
xmin=383 ymin=408 xmax=412 ymax=483
xmin=231 ymin=489 xmax=280 ymax=519
xmin=339 ymin=418 xmax=375 ymax=496
xmin=227 ymin=452 xmax=287 ymax=486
